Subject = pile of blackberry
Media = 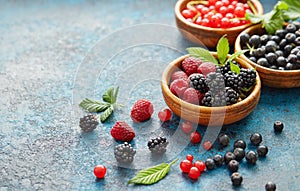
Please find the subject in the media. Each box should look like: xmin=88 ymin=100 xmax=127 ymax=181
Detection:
xmin=240 ymin=21 xmax=300 ymax=70
xmin=114 ymin=142 xmax=136 ymax=163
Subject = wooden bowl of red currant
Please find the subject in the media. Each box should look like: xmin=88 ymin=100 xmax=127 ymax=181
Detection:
xmin=235 ymin=22 xmax=300 ymax=88
xmin=174 ymin=0 xmax=263 ymax=47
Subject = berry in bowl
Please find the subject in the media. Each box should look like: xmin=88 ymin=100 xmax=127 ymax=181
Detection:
xmin=161 ymin=36 xmax=261 ymax=126
xmin=174 ymin=0 xmax=263 ymax=47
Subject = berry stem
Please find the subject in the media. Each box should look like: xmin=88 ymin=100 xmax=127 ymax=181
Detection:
xmin=247 ymin=0 xmax=257 ymax=15
xmin=169 ymin=158 xmax=179 ymax=166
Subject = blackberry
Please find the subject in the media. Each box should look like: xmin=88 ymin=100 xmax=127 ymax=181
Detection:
xmin=206 ymin=72 xmax=225 ymax=93
xmin=238 ymin=68 xmax=256 ymax=88
xmin=245 ymin=150 xmax=258 ymax=164
xmin=220 ymin=62 xmax=231 ymax=75
xmin=225 ymin=87 xmax=239 ymax=105
xmin=213 ymin=154 xmax=224 ymax=167
xmin=234 ymin=139 xmax=246 ymax=150
xmin=265 ymin=182 xmax=276 ymax=191
xmin=233 ymin=148 xmax=245 ymax=161
xmin=257 ymin=145 xmax=269 ymax=157
xmin=224 ymin=151 xmax=236 ymax=164
xmin=274 ymin=121 xmax=284 ymax=132
xmin=114 ymin=142 xmax=136 ymax=163
xmin=147 ymin=137 xmax=168 ymax=154
xmin=79 ymin=114 xmax=99 ymax=132
xmin=250 ymin=133 xmax=262 ymax=146
xmin=201 ymin=91 xmax=226 ymax=107
xmin=205 ymin=158 xmax=215 ymax=170
xmin=189 ymin=74 xmax=207 ymax=93
xmin=224 ymin=71 xmax=243 ymax=91
xmin=218 ymin=133 xmax=230 ymax=147
xmin=231 ymin=172 xmax=243 ymax=186
xmin=228 ymin=160 xmax=239 ymax=172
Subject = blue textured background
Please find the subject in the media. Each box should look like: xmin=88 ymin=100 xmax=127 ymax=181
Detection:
xmin=0 ymin=0 xmax=299 ymax=190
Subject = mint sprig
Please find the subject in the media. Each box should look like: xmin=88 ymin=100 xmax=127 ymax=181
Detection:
xmin=79 ymin=86 xmax=122 ymax=123
xmin=128 ymin=158 xmax=178 ymax=185
xmin=216 ymin=35 xmax=229 ymax=66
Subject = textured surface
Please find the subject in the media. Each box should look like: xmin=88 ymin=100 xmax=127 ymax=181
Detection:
xmin=0 ymin=0 xmax=299 ymax=191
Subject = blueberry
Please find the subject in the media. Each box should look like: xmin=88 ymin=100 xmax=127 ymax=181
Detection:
xmin=218 ymin=133 xmax=230 ymax=147
xmin=291 ymin=48 xmax=299 ymax=55
xmin=240 ymin=33 xmax=250 ymax=46
xmin=257 ymin=58 xmax=270 ymax=67
xmin=228 ymin=160 xmax=239 ymax=172
xmin=296 ymin=30 xmax=300 ymax=37
xmin=285 ymin=33 xmax=296 ymax=43
xmin=279 ymin=39 xmax=287 ymax=48
xmin=234 ymin=139 xmax=246 ymax=150
xmin=265 ymin=41 xmax=277 ymax=53
xmin=292 ymin=21 xmax=300 ymax=30
xmin=265 ymin=182 xmax=276 ymax=191
xmin=284 ymin=45 xmax=294 ymax=56
xmin=253 ymin=47 xmax=265 ymax=57
xmin=233 ymin=148 xmax=245 ymax=161
xmin=205 ymin=158 xmax=215 ymax=170
xmin=278 ymin=66 xmax=285 ymax=70
xmin=265 ymin=53 xmax=277 ymax=64
xmin=213 ymin=154 xmax=224 ymax=167
xmin=297 ymin=51 xmax=300 ymax=60
xmin=270 ymin=65 xmax=278 ymax=70
xmin=286 ymin=63 xmax=296 ymax=70
xmin=276 ymin=56 xmax=287 ymax=67
xmin=224 ymin=151 xmax=236 ymax=164
xmin=245 ymin=150 xmax=258 ymax=164
xmin=249 ymin=35 xmax=261 ymax=48
xmin=257 ymin=145 xmax=269 ymax=157
xmin=275 ymin=50 xmax=283 ymax=57
xmin=287 ymin=54 xmax=297 ymax=64
xmin=250 ymin=133 xmax=262 ymax=146
xmin=286 ymin=23 xmax=297 ymax=33
xmin=295 ymin=37 xmax=300 ymax=46
xmin=231 ymin=172 xmax=243 ymax=186
xmin=270 ymin=35 xmax=281 ymax=44
xmin=249 ymin=57 xmax=257 ymax=63
xmin=275 ymin=29 xmax=287 ymax=38
xmin=274 ymin=121 xmax=284 ymax=132
xmin=260 ymin=34 xmax=269 ymax=44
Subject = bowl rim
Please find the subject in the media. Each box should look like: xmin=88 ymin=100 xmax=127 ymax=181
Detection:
xmin=174 ymin=0 xmax=264 ymax=32
xmin=161 ymin=53 xmax=261 ymax=113
xmin=235 ymin=23 xmax=300 ymax=75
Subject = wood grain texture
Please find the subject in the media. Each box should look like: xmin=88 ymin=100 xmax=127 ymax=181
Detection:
xmin=161 ymin=53 xmax=261 ymax=126
xmin=235 ymin=24 xmax=300 ymax=88
xmin=174 ymin=0 xmax=264 ymax=47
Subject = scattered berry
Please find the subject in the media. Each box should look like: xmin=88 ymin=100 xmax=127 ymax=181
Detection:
xmin=265 ymin=182 xmax=276 ymax=191
xmin=130 ymin=99 xmax=154 ymax=122
xmin=186 ymin=154 xmax=194 ymax=162
xmin=257 ymin=145 xmax=269 ymax=157
xmin=171 ymin=70 xmax=188 ymax=82
xmin=205 ymin=158 xmax=215 ymax=170
xmin=234 ymin=139 xmax=246 ymax=150
xmin=181 ymin=121 xmax=194 ymax=134
xmin=203 ymin=140 xmax=213 ymax=150
xmin=110 ymin=121 xmax=135 ymax=142
xmin=228 ymin=160 xmax=239 ymax=172
xmin=114 ymin=142 xmax=136 ymax=163
xmin=94 ymin=165 xmax=106 ymax=179
xmin=158 ymin=108 xmax=172 ymax=122
xmin=245 ymin=150 xmax=258 ymax=164
xmin=79 ymin=114 xmax=99 ymax=132
xmin=213 ymin=154 xmax=224 ymax=167
xmin=233 ymin=148 xmax=245 ymax=161
xmin=231 ymin=172 xmax=243 ymax=186
xmin=180 ymin=159 xmax=193 ymax=173
xmin=182 ymin=57 xmax=202 ymax=75
xmin=250 ymin=133 xmax=263 ymax=146
xmin=147 ymin=137 xmax=168 ymax=154
xmin=182 ymin=88 xmax=203 ymax=105
xmin=194 ymin=160 xmax=206 ymax=172
xmin=188 ymin=167 xmax=201 ymax=179
xmin=274 ymin=121 xmax=284 ymax=132
xmin=190 ymin=132 xmax=202 ymax=144
xmin=218 ymin=133 xmax=230 ymax=147
xmin=224 ymin=151 xmax=236 ymax=164
xmin=170 ymin=78 xmax=189 ymax=98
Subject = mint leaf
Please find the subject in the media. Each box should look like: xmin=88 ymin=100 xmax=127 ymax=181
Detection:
xmin=282 ymin=0 xmax=300 ymax=20
xmin=128 ymin=159 xmax=178 ymax=185
xmin=100 ymin=105 xmax=113 ymax=122
xmin=228 ymin=50 xmax=249 ymax=63
xmin=79 ymin=98 xmax=110 ymax=112
xmin=102 ymin=86 xmax=115 ymax=103
xmin=186 ymin=47 xmax=218 ymax=64
xmin=230 ymin=62 xmax=240 ymax=75
xmin=217 ymin=35 xmax=229 ymax=65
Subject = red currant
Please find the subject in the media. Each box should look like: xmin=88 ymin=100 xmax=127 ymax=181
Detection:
xmin=194 ymin=160 xmax=206 ymax=172
xmin=214 ymin=1 xmax=223 ymax=11
xmin=227 ymin=5 xmax=235 ymax=13
xmin=204 ymin=12 xmax=214 ymax=20
xmin=94 ymin=165 xmax=106 ymax=179
xmin=219 ymin=6 xmax=228 ymax=16
xmin=181 ymin=121 xmax=194 ymax=134
xmin=231 ymin=18 xmax=241 ymax=27
xmin=186 ymin=18 xmax=193 ymax=23
xmin=181 ymin=9 xmax=197 ymax=19
xmin=221 ymin=17 xmax=230 ymax=28
xmin=201 ymin=18 xmax=210 ymax=26
xmin=203 ymin=141 xmax=213 ymax=150
xmin=180 ymin=159 xmax=193 ymax=173
xmin=208 ymin=5 xmax=215 ymax=11
xmin=195 ymin=4 xmax=204 ymax=12
xmin=158 ymin=108 xmax=172 ymax=122
xmin=231 ymin=0 xmax=238 ymax=6
xmin=236 ymin=2 xmax=244 ymax=7
xmin=186 ymin=154 xmax=194 ymax=162
xmin=211 ymin=15 xmax=221 ymax=28
xmin=225 ymin=13 xmax=234 ymax=19
xmin=194 ymin=16 xmax=202 ymax=25
xmin=221 ymin=0 xmax=230 ymax=6
xmin=234 ymin=6 xmax=245 ymax=18
xmin=190 ymin=132 xmax=201 ymax=144
xmin=188 ymin=167 xmax=201 ymax=179
xmin=200 ymin=7 xmax=210 ymax=15
xmin=243 ymin=3 xmax=249 ymax=9
xmin=208 ymin=0 xmax=217 ymax=6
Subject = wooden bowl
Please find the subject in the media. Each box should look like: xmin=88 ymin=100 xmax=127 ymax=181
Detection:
xmin=174 ymin=0 xmax=263 ymax=47
xmin=235 ymin=24 xmax=300 ymax=88
xmin=161 ymin=53 xmax=261 ymax=126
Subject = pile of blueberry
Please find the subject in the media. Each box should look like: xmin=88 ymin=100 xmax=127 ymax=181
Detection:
xmin=240 ymin=21 xmax=300 ymax=70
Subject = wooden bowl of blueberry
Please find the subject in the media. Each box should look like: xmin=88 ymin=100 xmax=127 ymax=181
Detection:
xmin=161 ymin=36 xmax=261 ymax=126
xmin=235 ymin=21 xmax=300 ymax=88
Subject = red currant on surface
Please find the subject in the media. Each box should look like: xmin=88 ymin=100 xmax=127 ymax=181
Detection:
xmin=180 ymin=159 xmax=193 ymax=173
xmin=158 ymin=108 xmax=172 ymax=122
xmin=190 ymin=132 xmax=201 ymax=144
xmin=186 ymin=154 xmax=194 ymax=162
xmin=181 ymin=121 xmax=194 ymax=134
xmin=94 ymin=165 xmax=106 ymax=179
xmin=194 ymin=160 xmax=206 ymax=172
xmin=203 ymin=141 xmax=213 ymax=150
xmin=188 ymin=167 xmax=201 ymax=179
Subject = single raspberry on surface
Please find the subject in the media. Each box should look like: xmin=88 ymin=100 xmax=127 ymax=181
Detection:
xmin=171 ymin=70 xmax=188 ymax=82
xmin=130 ymin=99 xmax=154 ymax=122
xmin=170 ymin=78 xmax=189 ymax=98
xmin=182 ymin=57 xmax=202 ymax=75
xmin=182 ymin=88 xmax=204 ymax=105
xmin=110 ymin=121 xmax=135 ymax=142
xmin=197 ymin=62 xmax=216 ymax=76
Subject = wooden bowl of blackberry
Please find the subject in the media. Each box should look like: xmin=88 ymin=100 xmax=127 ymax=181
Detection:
xmin=174 ymin=0 xmax=263 ymax=47
xmin=235 ymin=21 xmax=300 ymax=88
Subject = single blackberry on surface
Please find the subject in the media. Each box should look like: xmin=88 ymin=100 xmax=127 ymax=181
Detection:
xmin=201 ymin=91 xmax=226 ymax=107
xmin=189 ymin=74 xmax=207 ymax=93
xmin=114 ymin=142 xmax=136 ymax=163
xmin=79 ymin=114 xmax=99 ymax=132
xmin=224 ymin=71 xmax=244 ymax=91
xmin=147 ymin=137 xmax=168 ymax=154
xmin=238 ymin=68 xmax=256 ymax=88
xmin=225 ymin=87 xmax=239 ymax=105
xmin=206 ymin=72 xmax=225 ymax=93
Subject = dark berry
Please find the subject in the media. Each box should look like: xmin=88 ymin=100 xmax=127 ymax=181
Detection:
xmin=265 ymin=53 xmax=277 ymax=64
xmin=224 ymin=151 xmax=236 ymax=164
xmin=286 ymin=63 xmax=296 ymax=70
xmin=286 ymin=23 xmax=297 ymax=33
xmin=233 ymin=148 xmax=245 ymax=161
xmin=270 ymin=35 xmax=280 ymax=44
xmin=189 ymin=74 xmax=207 ymax=93
xmin=275 ymin=50 xmax=284 ymax=57
xmin=245 ymin=150 xmax=258 ymax=164
xmin=240 ymin=33 xmax=250 ymax=46
xmin=250 ymin=133 xmax=262 ymax=146
xmin=265 ymin=41 xmax=277 ymax=53
xmin=213 ymin=154 xmax=224 ymax=167
xmin=201 ymin=91 xmax=226 ymax=107
xmin=249 ymin=56 xmax=257 ymax=63
xmin=257 ymin=145 xmax=269 ymax=157
xmin=231 ymin=172 xmax=243 ymax=186
xmin=79 ymin=114 xmax=99 ymax=132
xmin=275 ymin=29 xmax=287 ymax=39
xmin=287 ymin=54 xmax=297 ymax=64
xmin=270 ymin=65 xmax=278 ymax=70
xmin=225 ymin=87 xmax=239 ymax=105
xmin=219 ymin=62 xmax=231 ymax=75
xmin=285 ymin=33 xmax=296 ymax=43
xmin=293 ymin=21 xmax=300 ymax=29
xmin=249 ymin=35 xmax=261 ymax=48
xmin=260 ymin=34 xmax=269 ymax=44
xmin=234 ymin=139 xmax=246 ymax=150
xmin=218 ymin=133 xmax=230 ymax=147
xmin=147 ymin=137 xmax=168 ymax=154
xmin=276 ymin=56 xmax=287 ymax=67
xmin=114 ymin=142 xmax=136 ymax=163
xmin=265 ymin=182 xmax=276 ymax=191
xmin=274 ymin=121 xmax=284 ymax=132
xmin=206 ymin=72 xmax=225 ymax=93
xmin=224 ymin=71 xmax=244 ymax=91
xmin=279 ymin=39 xmax=287 ymax=49
xmin=253 ymin=47 xmax=265 ymax=57
xmin=291 ymin=48 xmax=299 ymax=55
xmin=205 ymin=158 xmax=215 ymax=170
xmin=238 ymin=68 xmax=256 ymax=88
xmin=295 ymin=37 xmax=300 ymax=46
xmin=284 ymin=44 xmax=294 ymax=56
xmin=228 ymin=160 xmax=239 ymax=172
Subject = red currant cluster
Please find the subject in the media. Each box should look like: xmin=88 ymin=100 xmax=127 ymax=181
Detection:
xmin=181 ymin=0 xmax=253 ymax=28
xmin=180 ymin=154 xmax=206 ymax=179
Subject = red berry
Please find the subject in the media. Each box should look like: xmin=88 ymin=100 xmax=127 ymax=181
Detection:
xmin=130 ymin=99 xmax=154 ymax=122
xmin=194 ymin=16 xmax=202 ymax=25
xmin=171 ymin=70 xmax=188 ymax=82
xmin=225 ymin=13 xmax=234 ymax=19
xmin=194 ymin=160 xmax=206 ymax=172
xmin=221 ymin=0 xmax=230 ymax=6
xmin=158 ymin=108 xmax=172 ymax=122
xmin=227 ymin=5 xmax=235 ymax=13
xmin=208 ymin=0 xmax=217 ymax=6
xmin=219 ymin=6 xmax=228 ymax=16
xmin=181 ymin=9 xmax=197 ymax=19
xmin=188 ymin=167 xmax=201 ymax=179
xmin=182 ymin=88 xmax=203 ymax=105
xmin=181 ymin=57 xmax=202 ymax=76
xmin=195 ymin=4 xmax=204 ymax=12
xmin=232 ymin=1 xmax=238 ymax=6
xmin=201 ymin=18 xmax=210 ymax=26
xmin=236 ymin=2 xmax=244 ymax=7
xmin=214 ymin=1 xmax=223 ymax=11
xmin=170 ymin=78 xmax=189 ymax=98
xmin=186 ymin=154 xmax=194 ymax=162
xmin=186 ymin=18 xmax=193 ymax=22
xmin=197 ymin=62 xmax=216 ymax=76
xmin=200 ymin=7 xmax=210 ymax=15
xmin=221 ymin=17 xmax=230 ymax=28
xmin=94 ymin=165 xmax=106 ymax=179
xmin=208 ymin=5 xmax=215 ymax=11
xmin=190 ymin=132 xmax=202 ymax=144
xmin=180 ymin=159 xmax=193 ymax=173
xmin=234 ymin=6 xmax=245 ymax=18
xmin=231 ymin=19 xmax=241 ymax=27
xmin=203 ymin=140 xmax=213 ymax=150
xmin=110 ymin=121 xmax=135 ymax=142
xmin=243 ymin=3 xmax=249 ymax=9
xmin=181 ymin=121 xmax=194 ymax=134
xmin=204 ymin=12 xmax=214 ymax=20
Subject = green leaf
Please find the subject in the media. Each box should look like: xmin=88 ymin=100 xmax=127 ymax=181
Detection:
xmin=230 ymin=62 xmax=240 ymax=75
xmin=128 ymin=159 xmax=178 ymax=185
xmin=227 ymin=50 xmax=249 ymax=63
xmin=102 ymin=86 xmax=115 ymax=104
xmin=216 ymin=35 xmax=229 ymax=65
xmin=79 ymin=98 xmax=110 ymax=112
xmin=100 ymin=105 xmax=114 ymax=123
xmin=186 ymin=47 xmax=218 ymax=64
xmin=282 ymin=0 xmax=300 ymax=20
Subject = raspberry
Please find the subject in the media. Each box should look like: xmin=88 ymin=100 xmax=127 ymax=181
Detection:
xmin=182 ymin=88 xmax=204 ymax=105
xmin=147 ymin=137 xmax=168 ymax=154
xmin=114 ymin=142 xmax=136 ymax=163
xmin=110 ymin=121 xmax=135 ymax=142
xmin=190 ymin=132 xmax=201 ymax=144
xmin=170 ymin=78 xmax=189 ymax=98
xmin=197 ymin=62 xmax=216 ymax=76
xmin=130 ymin=99 xmax=154 ymax=122
xmin=79 ymin=114 xmax=99 ymax=132
xmin=182 ymin=57 xmax=202 ymax=75
xmin=171 ymin=70 xmax=188 ymax=82
xmin=158 ymin=108 xmax=172 ymax=122
xmin=189 ymin=74 xmax=208 ymax=93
